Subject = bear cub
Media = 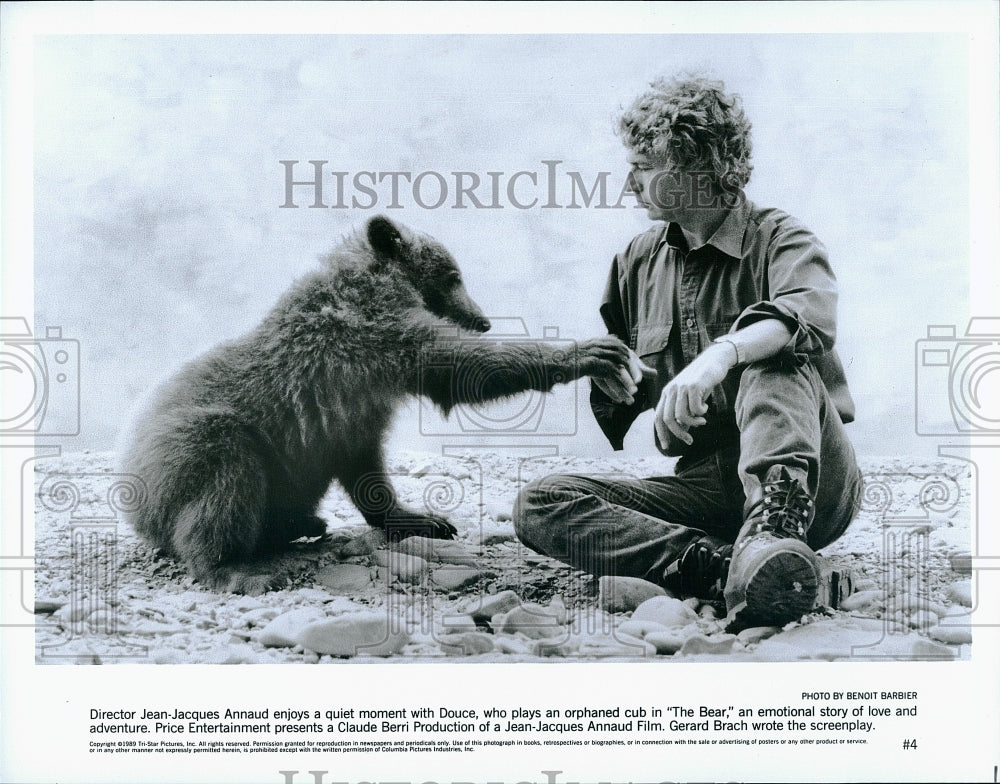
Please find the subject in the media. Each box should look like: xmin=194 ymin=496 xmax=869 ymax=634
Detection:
xmin=120 ymin=216 xmax=629 ymax=593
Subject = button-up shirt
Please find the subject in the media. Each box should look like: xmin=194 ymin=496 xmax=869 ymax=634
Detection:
xmin=591 ymin=195 xmax=855 ymax=456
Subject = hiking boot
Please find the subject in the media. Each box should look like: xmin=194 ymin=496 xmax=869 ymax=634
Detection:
xmin=666 ymin=536 xmax=733 ymax=602
xmin=724 ymin=466 xmax=819 ymax=626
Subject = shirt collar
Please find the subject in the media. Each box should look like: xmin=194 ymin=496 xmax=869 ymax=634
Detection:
xmin=664 ymin=193 xmax=752 ymax=259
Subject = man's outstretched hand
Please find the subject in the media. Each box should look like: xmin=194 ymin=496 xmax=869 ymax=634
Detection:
xmin=592 ymin=339 xmax=657 ymax=406
xmin=653 ymin=340 xmax=737 ymax=447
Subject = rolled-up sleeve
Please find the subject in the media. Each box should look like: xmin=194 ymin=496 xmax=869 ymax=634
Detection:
xmin=590 ymin=254 xmax=647 ymax=450
xmin=731 ymin=221 xmax=838 ymax=361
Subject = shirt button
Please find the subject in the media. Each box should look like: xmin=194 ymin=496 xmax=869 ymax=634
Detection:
xmin=686 ymin=318 xmax=694 ymax=328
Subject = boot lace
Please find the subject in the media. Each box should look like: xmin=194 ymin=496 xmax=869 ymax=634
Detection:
xmin=744 ymin=476 xmax=813 ymax=540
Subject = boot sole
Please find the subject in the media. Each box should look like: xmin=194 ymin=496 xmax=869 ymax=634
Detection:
xmin=737 ymin=550 xmax=818 ymax=626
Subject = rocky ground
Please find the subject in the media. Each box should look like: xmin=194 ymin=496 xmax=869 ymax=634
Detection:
xmin=33 ymin=451 xmax=974 ymax=664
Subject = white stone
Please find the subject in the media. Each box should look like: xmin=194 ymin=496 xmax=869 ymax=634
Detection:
xmin=644 ymin=630 xmax=688 ymax=655
xmin=493 ymin=604 xmax=565 ymax=640
xmin=616 ymin=619 xmax=668 ymax=639
xmin=315 ymin=564 xmax=376 ymax=593
xmin=439 ymin=632 xmax=495 ymax=656
xmin=456 ymin=590 xmax=521 ymax=621
xmin=597 ymin=576 xmax=667 ymax=614
xmin=678 ymin=634 xmax=737 ymax=657
xmin=577 ymin=633 xmax=656 ymax=658
xmin=374 ymin=549 xmax=429 ymax=583
xmin=929 ymin=611 xmax=972 ymax=645
xmin=839 ymin=589 xmax=883 ymax=612
xmin=431 ymin=567 xmax=482 ymax=591
xmin=945 ymin=580 xmax=973 ymax=607
xmin=630 ymin=596 xmax=698 ymax=628
xmin=297 ymin=613 xmax=409 ymax=657
xmin=259 ymin=608 xmax=326 ymax=648
xmin=392 ymin=537 xmax=478 ymax=566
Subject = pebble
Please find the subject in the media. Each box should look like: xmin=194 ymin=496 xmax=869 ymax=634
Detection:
xmin=315 ymin=564 xmax=376 ymax=593
xmin=928 ymin=611 xmax=972 ymax=645
xmin=431 ymin=567 xmax=482 ymax=592
xmin=547 ymin=596 xmax=568 ymax=625
xmin=945 ymin=580 xmax=972 ymax=607
xmin=34 ymin=599 xmax=66 ymax=615
xmin=456 ymin=590 xmax=521 ymax=621
xmin=736 ymin=626 xmax=781 ymax=646
xmin=438 ymin=614 xmax=479 ymax=634
xmin=340 ymin=529 xmax=385 ymax=557
xmin=569 ymin=608 xmax=616 ymax=637
xmin=409 ymin=461 xmax=437 ymax=478
xmin=295 ymin=588 xmax=336 ymax=603
xmin=678 ymin=634 xmax=737 ymax=657
xmin=644 ymin=630 xmax=688 ymax=655
xmin=393 ymin=537 xmax=478 ymax=566
xmin=439 ymin=632 xmax=495 ymax=656
xmin=577 ymin=633 xmax=656 ymax=658
xmin=297 ymin=613 xmax=409 ymax=657
xmin=242 ymin=607 xmax=280 ymax=627
xmin=86 ymin=610 xmax=120 ymax=633
xmin=232 ymin=596 xmax=265 ymax=612
xmin=631 ymin=596 xmax=698 ymax=628
xmin=259 ymin=608 xmax=326 ymax=648
xmin=532 ymin=639 xmax=579 ymax=658
xmin=907 ymin=610 xmax=938 ymax=630
xmin=373 ymin=550 xmax=429 ymax=583
xmin=493 ymin=604 xmax=565 ymax=639
xmin=759 ymin=617 xmax=956 ymax=661
xmin=203 ymin=644 xmax=258 ymax=664
xmin=949 ymin=552 xmax=973 ymax=574
xmin=483 ymin=501 xmax=513 ymax=522
xmin=597 ymin=576 xmax=666 ymax=614
xmin=54 ymin=600 xmax=109 ymax=624
xmin=897 ymin=595 xmax=948 ymax=618
xmin=494 ymin=636 xmax=531 ymax=655
xmin=131 ymin=620 xmax=188 ymax=636
xmin=616 ymin=619 xmax=668 ymax=639
xmin=839 ymin=589 xmax=883 ymax=612
xmin=750 ymin=640 xmax=809 ymax=662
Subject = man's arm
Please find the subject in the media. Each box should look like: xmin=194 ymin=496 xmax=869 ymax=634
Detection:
xmin=653 ymin=318 xmax=792 ymax=447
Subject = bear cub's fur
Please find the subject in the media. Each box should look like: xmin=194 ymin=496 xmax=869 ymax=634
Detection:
xmin=120 ymin=216 xmax=628 ymax=593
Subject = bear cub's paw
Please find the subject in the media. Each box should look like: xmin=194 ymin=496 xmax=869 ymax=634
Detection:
xmin=194 ymin=562 xmax=294 ymax=596
xmin=380 ymin=507 xmax=457 ymax=543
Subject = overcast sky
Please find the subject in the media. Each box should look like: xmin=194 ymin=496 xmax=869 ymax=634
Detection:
xmin=30 ymin=32 xmax=972 ymax=458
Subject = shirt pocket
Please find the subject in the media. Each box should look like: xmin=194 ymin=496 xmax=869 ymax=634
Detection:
xmin=635 ymin=322 xmax=672 ymax=360
xmin=634 ymin=321 xmax=672 ymax=404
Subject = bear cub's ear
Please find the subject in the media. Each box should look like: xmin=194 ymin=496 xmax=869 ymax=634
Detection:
xmin=367 ymin=215 xmax=409 ymax=261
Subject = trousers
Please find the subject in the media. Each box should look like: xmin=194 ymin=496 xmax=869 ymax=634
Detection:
xmin=512 ymin=357 xmax=864 ymax=585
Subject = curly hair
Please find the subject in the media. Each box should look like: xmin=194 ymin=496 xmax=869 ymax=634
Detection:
xmin=618 ymin=75 xmax=753 ymax=195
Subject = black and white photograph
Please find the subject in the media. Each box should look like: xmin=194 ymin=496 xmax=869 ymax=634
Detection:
xmin=2 ymin=2 xmax=999 ymax=783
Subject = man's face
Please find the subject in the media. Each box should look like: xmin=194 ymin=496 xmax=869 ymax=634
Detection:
xmin=626 ymin=151 xmax=719 ymax=223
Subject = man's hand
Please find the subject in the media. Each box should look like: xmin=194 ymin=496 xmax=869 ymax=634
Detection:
xmin=653 ymin=341 xmax=737 ymax=446
xmin=592 ymin=342 xmax=657 ymax=405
